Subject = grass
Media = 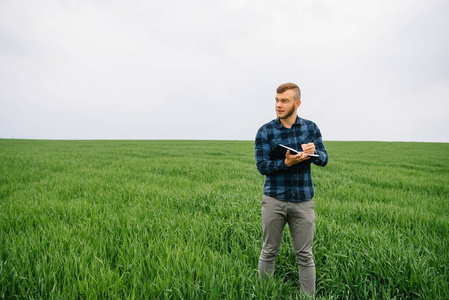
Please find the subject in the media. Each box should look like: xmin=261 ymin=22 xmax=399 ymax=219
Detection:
xmin=0 ymin=139 xmax=448 ymax=299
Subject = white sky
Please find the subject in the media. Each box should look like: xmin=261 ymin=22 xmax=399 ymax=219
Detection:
xmin=1 ymin=0 xmax=448 ymax=142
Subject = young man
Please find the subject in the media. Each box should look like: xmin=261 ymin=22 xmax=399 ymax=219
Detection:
xmin=255 ymin=82 xmax=328 ymax=296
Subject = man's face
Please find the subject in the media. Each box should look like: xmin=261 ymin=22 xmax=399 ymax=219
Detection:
xmin=275 ymin=89 xmax=300 ymax=119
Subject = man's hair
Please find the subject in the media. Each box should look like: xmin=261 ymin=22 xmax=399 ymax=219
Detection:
xmin=276 ymin=83 xmax=301 ymax=100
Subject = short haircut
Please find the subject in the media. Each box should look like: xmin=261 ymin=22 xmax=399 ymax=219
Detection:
xmin=276 ymin=83 xmax=301 ymax=100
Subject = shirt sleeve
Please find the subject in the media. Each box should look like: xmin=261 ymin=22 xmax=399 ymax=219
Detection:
xmin=312 ymin=124 xmax=328 ymax=167
xmin=255 ymin=126 xmax=288 ymax=175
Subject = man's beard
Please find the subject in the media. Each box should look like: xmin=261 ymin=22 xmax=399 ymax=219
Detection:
xmin=279 ymin=105 xmax=296 ymax=119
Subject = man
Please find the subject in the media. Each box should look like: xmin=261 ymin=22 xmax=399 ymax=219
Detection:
xmin=255 ymin=82 xmax=328 ymax=296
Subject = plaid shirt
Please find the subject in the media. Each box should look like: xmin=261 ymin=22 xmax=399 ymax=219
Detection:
xmin=255 ymin=116 xmax=328 ymax=202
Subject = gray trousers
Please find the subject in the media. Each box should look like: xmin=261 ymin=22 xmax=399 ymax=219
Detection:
xmin=258 ymin=195 xmax=316 ymax=295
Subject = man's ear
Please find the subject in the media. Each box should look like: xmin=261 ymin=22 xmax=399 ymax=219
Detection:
xmin=296 ymin=100 xmax=301 ymax=109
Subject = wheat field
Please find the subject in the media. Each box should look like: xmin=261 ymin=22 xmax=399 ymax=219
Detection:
xmin=1 ymin=140 xmax=448 ymax=299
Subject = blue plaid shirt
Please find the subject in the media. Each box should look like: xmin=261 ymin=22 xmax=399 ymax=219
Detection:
xmin=255 ymin=116 xmax=328 ymax=202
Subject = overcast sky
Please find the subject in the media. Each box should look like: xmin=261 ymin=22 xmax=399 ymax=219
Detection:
xmin=1 ymin=0 xmax=448 ymax=142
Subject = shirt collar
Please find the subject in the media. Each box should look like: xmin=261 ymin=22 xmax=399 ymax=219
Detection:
xmin=275 ymin=116 xmax=302 ymax=129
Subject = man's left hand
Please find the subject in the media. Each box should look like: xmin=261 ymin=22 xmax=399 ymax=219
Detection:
xmin=301 ymin=143 xmax=316 ymax=155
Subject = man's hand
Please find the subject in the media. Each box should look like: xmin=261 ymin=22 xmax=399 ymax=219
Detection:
xmin=301 ymin=142 xmax=316 ymax=155
xmin=284 ymin=150 xmax=310 ymax=167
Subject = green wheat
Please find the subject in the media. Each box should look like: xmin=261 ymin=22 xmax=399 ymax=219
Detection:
xmin=1 ymin=140 xmax=448 ymax=299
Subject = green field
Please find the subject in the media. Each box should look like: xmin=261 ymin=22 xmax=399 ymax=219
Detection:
xmin=1 ymin=139 xmax=448 ymax=299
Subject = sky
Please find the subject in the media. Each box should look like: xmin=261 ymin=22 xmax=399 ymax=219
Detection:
xmin=1 ymin=0 xmax=448 ymax=142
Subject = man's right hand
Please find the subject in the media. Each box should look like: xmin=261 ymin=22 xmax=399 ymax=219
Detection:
xmin=284 ymin=150 xmax=310 ymax=167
